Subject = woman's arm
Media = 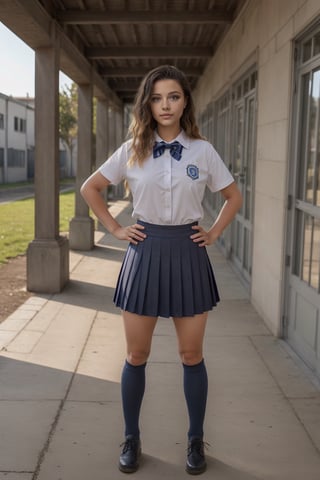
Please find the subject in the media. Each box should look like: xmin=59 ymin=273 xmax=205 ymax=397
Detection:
xmin=191 ymin=181 xmax=243 ymax=247
xmin=80 ymin=171 xmax=146 ymax=244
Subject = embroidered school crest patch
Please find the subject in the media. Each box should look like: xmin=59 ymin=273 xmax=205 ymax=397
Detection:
xmin=186 ymin=164 xmax=199 ymax=180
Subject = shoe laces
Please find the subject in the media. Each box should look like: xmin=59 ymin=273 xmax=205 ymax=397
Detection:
xmin=187 ymin=439 xmax=210 ymax=457
xmin=120 ymin=437 xmax=138 ymax=454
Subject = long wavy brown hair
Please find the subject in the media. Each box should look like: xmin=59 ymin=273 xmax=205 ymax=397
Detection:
xmin=128 ymin=65 xmax=204 ymax=166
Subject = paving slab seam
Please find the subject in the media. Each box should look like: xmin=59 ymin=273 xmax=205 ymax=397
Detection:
xmin=0 ymin=471 xmax=34 ymax=474
xmin=286 ymin=395 xmax=320 ymax=400
xmin=205 ymin=333 xmax=272 ymax=338
xmin=248 ymin=334 xmax=320 ymax=457
xmin=0 ymin=298 xmax=54 ymax=353
xmin=64 ymin=400 xmax=119 ymax=404
xmin=1 ymin=300 xmax=64 ymax=354
xmin=5 ymin=327 xmax=55 ymax=356
xmin=0 ymin=399 xmax=64 ymax=403
xmin=30 ymin=310 xmax=99 ymax=480
xmin=282 ymin=401 xmax=320 ymax=457
xmin=279 ymin=339 xmax=320 ymax=390
xmin=148 ymin=360 xmax=180 ymax=365
xmin=68 ymin=253 xmax=84 ymax=273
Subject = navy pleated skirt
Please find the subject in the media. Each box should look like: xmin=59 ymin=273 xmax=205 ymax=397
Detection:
xmin=114 ymin=220 xmax=220 ymax=317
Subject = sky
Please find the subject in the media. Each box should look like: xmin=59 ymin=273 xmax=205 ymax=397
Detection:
xmin=0 ymin=22 xmax=72 ymax=97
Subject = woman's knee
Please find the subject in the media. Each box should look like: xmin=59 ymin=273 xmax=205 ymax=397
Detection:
xmin=179 ymin=349 xmax=203 ymax=366
xmin=127 ymin=349 xmax=150 ymax=366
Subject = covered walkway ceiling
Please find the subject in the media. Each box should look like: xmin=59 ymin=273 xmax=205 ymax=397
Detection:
xmin=0 ymin=0 xmax=246 ymax=105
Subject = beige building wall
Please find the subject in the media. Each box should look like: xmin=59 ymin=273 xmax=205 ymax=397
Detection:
xmin=193 ymin=0 xmax=320 ymax=335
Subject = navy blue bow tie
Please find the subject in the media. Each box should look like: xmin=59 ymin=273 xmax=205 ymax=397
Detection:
xmin=153 ymin=141 xmax=183 ymax=161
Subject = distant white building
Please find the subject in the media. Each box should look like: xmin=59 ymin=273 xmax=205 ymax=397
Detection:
xmin=0 ymin=93 xmax=35 ymax=183
xmin=0 ymin=93 xmax=71 ymax=183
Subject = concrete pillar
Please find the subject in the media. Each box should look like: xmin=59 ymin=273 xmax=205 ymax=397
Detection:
xmin=96 ymin=98 xmax=108 ymax=168
xmin=69 ymin=83 xmax=95 ymax=250
xmin=27 ymin=38 xmax=69 ymax=294
xmin=116 ymin=108 xmax=124 ymax=147
xmin=107 ymin=105 xmax=112 ymax=156
xmin=113 ymin=107 xmax=125 ymax=199
xmin=107 ymin=105 xmax=114 ymax=156
xmin=96 ymin=98 xmax=109 ymax=231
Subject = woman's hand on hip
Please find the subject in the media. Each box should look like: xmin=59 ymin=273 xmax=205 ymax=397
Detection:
xmin=113 ymin=224 xmax=146 ymax=245
xmin=190 ymin=225 xmax=218 ymax=247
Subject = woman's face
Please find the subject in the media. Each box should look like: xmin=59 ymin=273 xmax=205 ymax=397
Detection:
xmin=149 ymin=79 xmax=187 ymax=132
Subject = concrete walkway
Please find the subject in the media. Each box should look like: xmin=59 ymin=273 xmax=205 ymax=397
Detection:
xmin=0 ymin=200 xmax=320 ymax=480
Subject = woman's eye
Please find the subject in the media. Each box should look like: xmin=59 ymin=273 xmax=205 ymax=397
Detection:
xmin=169 ymin=95 xmax=180 ymax=101
xmin=151 ymin=97 xmax=161 ymax=103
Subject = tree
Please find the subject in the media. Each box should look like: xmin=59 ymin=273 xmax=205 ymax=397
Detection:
xmin=59 ymin=83 xmax=78 ymax=176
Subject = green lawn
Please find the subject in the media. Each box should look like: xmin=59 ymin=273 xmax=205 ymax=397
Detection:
xmin=0 ymin=190 xmax=75 ymax=264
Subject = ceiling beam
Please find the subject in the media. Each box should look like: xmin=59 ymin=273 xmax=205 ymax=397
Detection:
xmin=0 ymin=0 xmax=122 ymax=108
xmin=57 ymin=9 xmax=232 ymax=25
xmin=118 ymin=93 xmax=136 ymax=98
xmin=100 ymin=66 xmax=202 ymax=77
xmin=113 ymin=87 xmax=140 ymax=92
xmin=120 ymin=98 xmax=135 ymax=104
xmin=87 ymin=46 xmax=213 ymax=59
xmin=0 ymin=0 xmax=52 ymax=49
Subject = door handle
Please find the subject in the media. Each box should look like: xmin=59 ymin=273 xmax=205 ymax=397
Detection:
xmin=234 ymin=171 xmax=246 ymax=183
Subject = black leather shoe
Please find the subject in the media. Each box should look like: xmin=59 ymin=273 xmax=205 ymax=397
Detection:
xmin=119 ymin=435 xmax=141 ymax=473
xmin=186 ymin=437 xmax=207 ymax=475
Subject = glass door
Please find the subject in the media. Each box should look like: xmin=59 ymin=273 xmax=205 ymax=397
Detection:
xmin=231 ymin=71 xmax=257 ymax=285
xmin=286 ymin=54 xmax=320 ymax=377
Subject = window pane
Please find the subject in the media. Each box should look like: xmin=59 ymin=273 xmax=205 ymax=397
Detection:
xmin=235 ymin=221 xmax=242 ymax=259
xmin=250 ymin=72 xmax=256 ymax=90
xmin=293 ymin=210 xmax=304 ymax=277
xmin=235 ymin=106 xmax=243 ymax=173
xmin=298 ymin=74 xmax=311 ymax=200
xmin=305 ymin=70 xmax=320 ymax=203
xmin=314 ymin=33 xmax=320 ymax=56
xmin=317 ymin=118 xmax=320 ymax=205
xmin=303 ymin=38 xmax=312 ymax=62
xmin=305 ymin=76 xmax=318 ymax=203
xmin=235 ymin=105 xmax=244 ymax=215
xmin=243 ymin=228 xmax=249 ymax=270
xmin=246 ymin=97 xmax=255 ymax=189
xmin=245 ymin=188 xmax=251 ymax=220
xmin=302 ymin=214 xmax=312 ymax=284
xmin=217 ymin=114 xmax=225 ymax=156
xmin=313 ymin=70 xmax=320 ymax=206
xmin=310 ymin=218 xmax=320 ymax=290
xmin=244 ymin=78 xmax=249 ymax=95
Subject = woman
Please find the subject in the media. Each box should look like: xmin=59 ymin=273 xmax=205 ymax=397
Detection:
xmin=81 ymin=65 xmax=242 ymax=475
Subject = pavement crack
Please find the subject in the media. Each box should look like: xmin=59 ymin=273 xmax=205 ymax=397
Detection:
xmin=31 ymin=312 xmax=98 ymax=480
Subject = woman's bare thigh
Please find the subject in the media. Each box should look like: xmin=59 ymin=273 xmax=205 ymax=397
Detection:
xmin=122 ymin=310 xmax=158 ymax=365
xmin=173 ymin=312 xmax=208 ymax=365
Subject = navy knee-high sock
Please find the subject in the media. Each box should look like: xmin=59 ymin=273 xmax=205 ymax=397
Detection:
xmin=121 ymin=360 xmax=146 ymax=438
xmin=183 ymin=359 xmax=208 ymax=440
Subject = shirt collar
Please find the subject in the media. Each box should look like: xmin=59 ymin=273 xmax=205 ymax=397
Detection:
xmin=154 ymin=129 xmax=191 ymax=150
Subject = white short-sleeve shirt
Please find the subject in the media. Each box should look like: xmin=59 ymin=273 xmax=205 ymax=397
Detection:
xmin=99 ymin=130 xmax=234 ymax=225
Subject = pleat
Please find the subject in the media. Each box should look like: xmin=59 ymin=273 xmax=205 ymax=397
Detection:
xmin=114 ymin=244 xmax=140 ymax=308
xmin=113 ymin=221 xmax=220 ymax=317
xmin=180 ymin=238 xmax=195 ymax=316
xmin=159 ymin=238 xmax=171 ymax=316
xmin=136 ymin=236 xmax=161 ymax=316
xmin=170 ymin=238 xmax=183 ymax=316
